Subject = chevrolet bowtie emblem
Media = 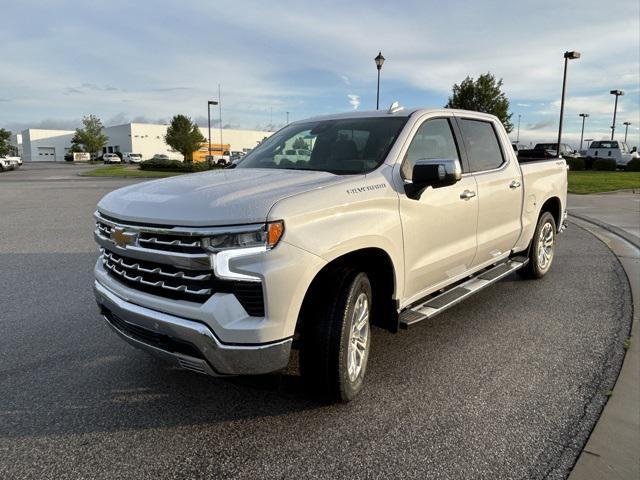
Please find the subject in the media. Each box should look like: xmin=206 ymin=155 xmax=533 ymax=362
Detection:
xmin=112 ymin=227 xmax=137 ymax=248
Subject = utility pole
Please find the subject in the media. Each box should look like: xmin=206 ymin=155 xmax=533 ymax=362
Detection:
xmin=516 ymin=114 xmax=521 ymax=143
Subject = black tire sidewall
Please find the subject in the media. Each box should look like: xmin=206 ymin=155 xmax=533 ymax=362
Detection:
xmin=531 ymin=212 xmax=556 ymax=278
xmin=336 ymin=272 xmax=372 ymax=401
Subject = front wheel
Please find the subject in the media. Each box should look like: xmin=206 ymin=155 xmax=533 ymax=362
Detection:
xmin=518 ymin=211 xmax=557 ymax=279
xmin=300 ymin=270 xmax=372 ymax=402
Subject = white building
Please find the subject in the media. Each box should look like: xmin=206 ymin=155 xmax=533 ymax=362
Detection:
xmin=19 ymin=123 xmax=272 ymax=162
xmin=21 ymin=129 xmax=75 ymax=162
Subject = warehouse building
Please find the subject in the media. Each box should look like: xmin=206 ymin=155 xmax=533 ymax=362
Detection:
xmin=19 ymin=123 xmax=272 ymax=162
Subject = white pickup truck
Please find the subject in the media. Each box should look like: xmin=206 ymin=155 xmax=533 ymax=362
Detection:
xmin=94 ymin=107 xmax=567 ymax=402
xmin=0 ymin=155 xmax=22 ymax=171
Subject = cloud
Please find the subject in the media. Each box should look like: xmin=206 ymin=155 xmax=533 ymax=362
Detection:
xmin=347 ymin=94 xmax=360 ymax=110
xmin=528 ymin=120 xmax=554 ymax=130
xmin=340 ymin=75 xmax=351 ymax=86
xmin=516 ymin=103 xmax=530 ymax=108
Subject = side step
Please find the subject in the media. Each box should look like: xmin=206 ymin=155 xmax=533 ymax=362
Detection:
xmin=399 ymin=257 xmax=528 ymax=329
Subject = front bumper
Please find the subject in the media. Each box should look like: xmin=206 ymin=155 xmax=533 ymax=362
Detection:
xmin=94 ymin=280 xmax=292 ymax=376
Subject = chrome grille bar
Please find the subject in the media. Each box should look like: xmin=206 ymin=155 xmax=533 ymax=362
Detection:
xmin=103 ymin=251 xmax=212 ymax=281
xmin=103 ymin=256 xmax=212 ymax=296
xmin=138 ymin=236 xmax=201 ymax=248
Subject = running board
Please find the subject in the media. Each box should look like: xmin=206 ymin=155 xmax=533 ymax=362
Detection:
xmin=399 ymin=258 xmax=528 ymax=329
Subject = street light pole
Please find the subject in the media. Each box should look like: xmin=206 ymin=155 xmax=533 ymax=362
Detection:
xmin=516 ymin=114 xmax=521 ymax=143
xmin=374 ymin=51 xmax=385 ymax=110
xmin=609 ymin=90 xmax=624 ymax=140
xmin=286 ymin=111 xmax=290 ymax=124
xmin=218 ymin=84 xmax=223 ymax=155
xmin=207 ymin=100 xmax=218 ymax=163
xmin=623 ymin=121 xmax=631 ymax=143
xmin=557 ymin=51 xmax=580 ymax=157
xmin=578 ymin=113 xmax=589 ymax=151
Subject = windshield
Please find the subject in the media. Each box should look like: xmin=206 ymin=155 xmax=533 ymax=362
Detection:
xmin=590 ymin=141 xmax=618 ymax=149
xmin=237 ymin=117 xmax=408 ymax=174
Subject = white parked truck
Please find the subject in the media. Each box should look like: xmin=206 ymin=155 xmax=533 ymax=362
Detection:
xmin=586 ymin=140 xmax=638 ymax=168
xmin=94 ymin=107 xmax=568 ymax=402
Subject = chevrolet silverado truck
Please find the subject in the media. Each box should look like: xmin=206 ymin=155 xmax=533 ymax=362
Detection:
xmin=94 ymin=106 xmax=567 ymax=402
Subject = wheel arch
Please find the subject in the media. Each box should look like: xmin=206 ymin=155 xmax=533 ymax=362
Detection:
xmin=539 ymin=196 xmax=562 ymax=231
xmin=297 ymin=247 xmax=400 ymax=336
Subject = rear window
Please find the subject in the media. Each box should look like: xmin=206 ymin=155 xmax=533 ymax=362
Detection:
xmin=458 ymin=119 xmax=505 ymax=172
xmin=590 ymin=141 xmax=618 ymax=149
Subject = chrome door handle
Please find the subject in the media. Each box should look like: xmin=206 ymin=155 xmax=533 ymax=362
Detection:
xmin=460 ymin=190 xmax=476 ymax=200
xmin=509 ymin=180 xmax=521 ymax=189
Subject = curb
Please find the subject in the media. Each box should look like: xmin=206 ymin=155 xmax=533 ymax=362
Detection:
xmin=568 ymin=217 xmax=640 ymax=479
xmin=569 ymin=212 xmax=640 ymax=250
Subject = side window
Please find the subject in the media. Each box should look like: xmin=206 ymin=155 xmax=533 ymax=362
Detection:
xmin=459 ymin=119 xmax=505 ymax=172
xmin=401 ymin=118 xmax=459 ymax=179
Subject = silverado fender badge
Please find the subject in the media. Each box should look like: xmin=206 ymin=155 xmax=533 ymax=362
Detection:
xmin=346 ymin=183 xmax=386 ymax=195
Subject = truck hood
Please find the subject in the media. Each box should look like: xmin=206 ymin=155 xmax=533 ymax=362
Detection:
xmin=97 ymin=168 xmax=348 ymax=226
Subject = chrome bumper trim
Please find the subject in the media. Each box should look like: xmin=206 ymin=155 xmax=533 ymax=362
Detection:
xmin=94 ymin=281 xmax=292 ymax=376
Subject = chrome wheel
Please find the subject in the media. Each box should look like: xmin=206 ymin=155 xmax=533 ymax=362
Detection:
xmin=347 ymin=292 xmax=370 ymax=383
xmin=537 ymin=222 xmax=555 ymax=271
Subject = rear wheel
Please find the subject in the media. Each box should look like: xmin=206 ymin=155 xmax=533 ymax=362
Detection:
xmin=300 ymin=269 xmax=372 ymax=402
xmin=518 ymin=211 xmax=557 ymax=279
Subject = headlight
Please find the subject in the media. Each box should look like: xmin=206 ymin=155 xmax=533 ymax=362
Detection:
xmin=204 ymin=221 xmax=285 ymax=282
xmin=202 ymin=220 xmax=285 ymax=252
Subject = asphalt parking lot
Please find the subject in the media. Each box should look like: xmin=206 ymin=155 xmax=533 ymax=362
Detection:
xmin=0 ymin=164 xmax=633 ymax=480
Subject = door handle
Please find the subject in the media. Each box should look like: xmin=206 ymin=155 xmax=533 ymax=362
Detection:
xmin=509 ymin=180 xmax=521 ymax=189
xmin=460 ymin=189 xmax=476 ymax=200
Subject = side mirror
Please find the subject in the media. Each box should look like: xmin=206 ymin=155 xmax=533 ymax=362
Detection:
xmin=405 ymin=158 xmax=462 ymax=199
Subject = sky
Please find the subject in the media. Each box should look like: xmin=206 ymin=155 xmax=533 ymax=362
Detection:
xmin=1 ymin=0 xmax=639 ymax=148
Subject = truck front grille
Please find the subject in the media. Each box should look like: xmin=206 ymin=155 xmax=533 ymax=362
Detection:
xmin=95 ymin=213 xmax=265 ymax=316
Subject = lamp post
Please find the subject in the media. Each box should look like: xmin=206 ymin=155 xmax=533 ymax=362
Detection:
xmin=578 ymin=113 xmax=589 ymax=151
xmin=374 ymin=51 xmax=385 ymax=110
xmin=516 ymin=114 xmax=521 ymax=143
xmin=207 ymin=100 xmax=218 ymax=163
xmin=609 ymin=90 xmax=624 ymax=140
xmin=218 ymin=84 xmax=223 ymax=155
xmin=557 ymin=51 xmax=581 ymax=156
xmin=286 ymin=111 xmax=290 ymax=125
xmin=623 ymin=121 xmax=631 ymax=143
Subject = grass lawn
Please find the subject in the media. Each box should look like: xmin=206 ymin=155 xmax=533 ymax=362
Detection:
xmin=568 ymin=171 xmax=640 ymax=194
xmin=79 ymin=165 xmax=183 ymax=178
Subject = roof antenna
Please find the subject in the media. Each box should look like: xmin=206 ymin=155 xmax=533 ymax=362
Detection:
xmin=387 ymin=101 xmax=404 ymax=114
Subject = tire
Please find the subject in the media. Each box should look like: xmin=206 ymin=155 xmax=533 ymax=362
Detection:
xmin=300 ymin=269 xmax=372 ymax=402
xmin=518 ymin=211 xmax=557 ymax=279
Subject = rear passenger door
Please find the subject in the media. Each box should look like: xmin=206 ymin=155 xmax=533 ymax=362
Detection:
xmin=455 ymin=116 xmax=523 ymax=268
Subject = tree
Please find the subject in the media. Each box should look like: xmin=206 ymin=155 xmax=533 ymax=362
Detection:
xmin=445 ymin=72 xmax=513 ymax=133
xmin=72 ymin=115 xmax=108 ymax=157
xmin=0 ymin=128 xmax=12 ymax=156
xmin=165 ymin=115 xmax=206 ymax=163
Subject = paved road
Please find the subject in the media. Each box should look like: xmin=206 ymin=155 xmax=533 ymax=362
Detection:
xmin=0 ymin=165 xmax=633 ymax=479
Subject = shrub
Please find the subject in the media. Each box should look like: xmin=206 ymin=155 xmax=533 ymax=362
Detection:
xmin=592 ymin=158 xmax=616 ymax=171
xmin=139 ymin=159 xmax=215 ymax=172
xmin=625 ymin=158 xmax=640 ymax=171
xmin=566 ymin=157 xmax=585 ymax=171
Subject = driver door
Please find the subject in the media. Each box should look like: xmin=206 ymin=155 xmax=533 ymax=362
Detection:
xmin=397 ymin=116 xmax=478 ymax=303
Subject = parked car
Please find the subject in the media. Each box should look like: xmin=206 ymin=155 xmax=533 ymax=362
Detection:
xmin=151 ymin=154 xmax=182 ymax=162
xmin=0 ymin=155 xmax=21 ymax=171
xmin=93 ymin=107 xmax=567 ymax=402
xmin=123 ymin=152 xmax=143 ymax=164
xmin=102 ymin=153 xmax=122 ymax=164
xmin=586 ymin=140 xmax=637 ymax=169
xmin=518 ymin=143 xmax=578 ymax=161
